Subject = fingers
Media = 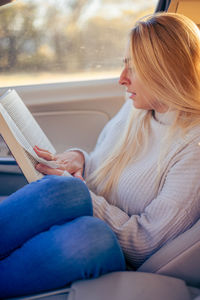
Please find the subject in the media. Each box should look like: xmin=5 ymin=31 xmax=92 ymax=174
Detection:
xmin=35 ymin=163 xmax=85 ymax=182
xmin=34 ymin=148 xmax=85 ymax=180
xmin=49 ymin=159 xmax=79 ymax=173
xmin=35 ymin=163 xmax=63 ymax=176
xmin=34 ymin=146 xmax=55 ymax=161
xmin=34 ymin=145 xmax=49 ymax=152
xmin=34 ymin=145 xmax=54 ymax=155
xmin=73 ymin=169 xmax=84 ymax=181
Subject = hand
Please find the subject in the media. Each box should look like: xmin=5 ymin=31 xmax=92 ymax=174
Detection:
xmin=33 ymin=145 xmax=85 ymax=181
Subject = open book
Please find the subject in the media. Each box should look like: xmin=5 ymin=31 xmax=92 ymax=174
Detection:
xmin=0 ymin=89 xmax=70 ymax=183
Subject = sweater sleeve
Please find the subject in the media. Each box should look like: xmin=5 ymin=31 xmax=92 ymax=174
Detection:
xmin=90 ymin=140 xmax=200 ymax=268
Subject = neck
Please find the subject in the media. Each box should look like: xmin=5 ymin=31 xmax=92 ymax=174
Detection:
xmin=153 ymin=110 xmax=177 ymax=125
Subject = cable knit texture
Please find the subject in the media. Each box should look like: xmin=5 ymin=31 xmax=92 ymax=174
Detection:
xmin=74 ymin=100 xmax=200 ymax=268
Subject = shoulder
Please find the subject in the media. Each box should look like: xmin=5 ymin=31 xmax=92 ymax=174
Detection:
xmin=160 ymin=125 xmax=200 ymax=190
xmin=176 ymin=125 xmax=200 ymax=156
xmin=165 ymin=125 xmax=200 ymax=183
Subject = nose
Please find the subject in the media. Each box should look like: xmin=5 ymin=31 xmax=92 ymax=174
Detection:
xmin=119 ymin=67 xmax=131 ymax=86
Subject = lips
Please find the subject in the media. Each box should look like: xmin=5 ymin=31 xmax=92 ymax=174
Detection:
xmin=127 ymin=90 xmax=136 ymax=96
xmin=129 ymin=92 xmax=136 ymax=99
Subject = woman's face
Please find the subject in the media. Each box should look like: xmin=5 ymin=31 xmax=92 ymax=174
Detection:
xmin=119 ymin=58 xmax=168 ymax=113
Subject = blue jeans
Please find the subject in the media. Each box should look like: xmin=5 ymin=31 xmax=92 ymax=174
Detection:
xmin=0 ymin=175 xmax=125 ymax=298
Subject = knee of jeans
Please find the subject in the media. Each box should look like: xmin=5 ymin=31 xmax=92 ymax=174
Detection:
xmin=42 ymin=175 xmax=81 ymax=187
xmin=77 ymin=216 xmax=126 ymax=271
xmin=41 ymin=175 xmax=90 ymax=197
xmin=41 ymin=175 xmax=92 ymax=211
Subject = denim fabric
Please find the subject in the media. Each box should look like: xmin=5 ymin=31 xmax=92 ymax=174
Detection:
xmin=0 ymin=175 xmax=125 ymax=298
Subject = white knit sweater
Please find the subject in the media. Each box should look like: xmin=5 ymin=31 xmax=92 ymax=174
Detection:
xmin=80 ymin=100 xmax=200 ymax=268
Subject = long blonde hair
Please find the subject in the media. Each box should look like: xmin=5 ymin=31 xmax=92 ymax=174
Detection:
xmin=87 ymin=12 xmax=200 ymax=198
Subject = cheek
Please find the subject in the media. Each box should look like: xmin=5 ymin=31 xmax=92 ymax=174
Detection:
xmin=138 ymin=86 xmax=154 ymax=105
xmin=130 ymin=76 xmax=156 ymax=108
xmin=130 ymin=76 xmax=140 ymax=90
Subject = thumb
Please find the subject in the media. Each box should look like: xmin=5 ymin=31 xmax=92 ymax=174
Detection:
xmin=74 ymin=169 xmax=85 ymax=181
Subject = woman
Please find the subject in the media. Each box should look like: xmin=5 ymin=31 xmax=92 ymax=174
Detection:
xmin=1 ymin=12 xmax=200 ymax=297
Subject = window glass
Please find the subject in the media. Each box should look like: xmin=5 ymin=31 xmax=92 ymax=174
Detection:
xmin=0 ymin=0 xmax=158 ymax=86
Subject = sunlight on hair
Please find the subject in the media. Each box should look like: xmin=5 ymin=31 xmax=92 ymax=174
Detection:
xmin=87 ymin=12 xmax=200 ymax=199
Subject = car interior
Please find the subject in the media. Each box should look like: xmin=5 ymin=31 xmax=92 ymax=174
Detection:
xmin=0 ymin=0 xmax=199 ymax=299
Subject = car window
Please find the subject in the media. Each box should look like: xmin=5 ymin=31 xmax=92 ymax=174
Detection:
xmin=0 ymin=0 xmax=158 ymax=87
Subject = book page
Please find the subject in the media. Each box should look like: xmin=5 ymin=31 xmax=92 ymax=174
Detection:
xmin=0 ymin=90 xmax=59 ymax=169
xmin=0 ymin=113 xmax=44 ymax=182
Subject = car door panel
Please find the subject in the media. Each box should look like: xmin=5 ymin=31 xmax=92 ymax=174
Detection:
xmin=0 ymin=78 xmax=125 ymax=153
xmin=34 ymin=110 xmax=109 ymax=153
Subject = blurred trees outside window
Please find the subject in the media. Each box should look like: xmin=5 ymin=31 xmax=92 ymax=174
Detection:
xmin=0 ymin=0 xmax=157 ymax=86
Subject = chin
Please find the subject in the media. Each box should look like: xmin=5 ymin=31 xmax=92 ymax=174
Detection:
xmin=132 ymin=101 xmax=143 ymax=110
xmin=132 ymin=101 xmax=152 ymax=111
